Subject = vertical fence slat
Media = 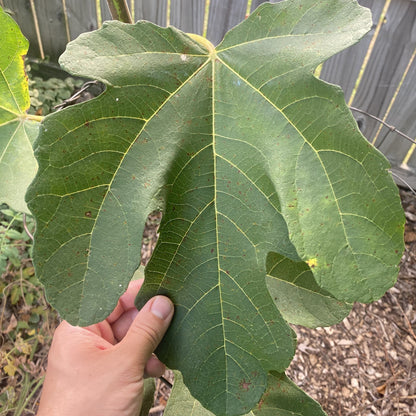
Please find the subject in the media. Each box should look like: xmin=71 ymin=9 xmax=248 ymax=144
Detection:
xmin=61 ymin=0 xmax=71 ymax=42
xmin=137 ymin=0 xmax=167 ymax=26
xmin=378 ymin=54 xmax=416 ymax=168
xmin=100 ymin=0 xmax=113 ymax=23
xmin=170 ymin=0 xmax=205 ymax=35
xmin=347 ymin=0 xmax=392 ymax=107
xmin=373 ymin=48 xmax=416 ymax=146
xmin=350 ymin=0 xmax=416 ymax=171
xmin=26 ymin=0 xmax=68 ymax=62
xmin=31 ymin=0 xmax=65 ymax=61
xmin=319 ymin=0 xmax=385 ymax=103
xmin=351 ymin=0 xmax=416 ymax=124
xmin=66 ymin=0 xmax=97 ymax=41
xmin=206 ymin=0 xmax=247 ymax=45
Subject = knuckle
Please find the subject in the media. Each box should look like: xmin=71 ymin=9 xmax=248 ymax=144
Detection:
xmin=132 ymin=320 xmax=161 ymax=350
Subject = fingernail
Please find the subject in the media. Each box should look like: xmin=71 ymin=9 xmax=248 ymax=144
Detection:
xmin=150 ymin=296 xmax=173 ymax=320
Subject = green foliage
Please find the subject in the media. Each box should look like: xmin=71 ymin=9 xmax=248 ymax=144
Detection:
xmin=266 ymin=252 xmax=353 ymax=327
xmin=0 ymin=206 xmax=34 ymax=274
xmin=0 ymin=206 xmax=55 ymax=415
xmin=0 ymin=8 xmax=39 ymax=214
xmin=0 ymin=0 xmax=405 ymax=415
xmin=165 ymin=371 xmax=327 ymax=416
xmin=141 ymin=379 xmax=156 ymax=416
xmin=27 ymin=69 xmax=84 ymax=116
xmin=0 ymin=9 xmax=82 ymax=214
xmin=25 ymin=1 xmax=405 ymax=415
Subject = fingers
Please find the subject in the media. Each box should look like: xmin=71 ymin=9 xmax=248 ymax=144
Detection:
xmin=85 ymin=320 xmax=117 ymax=345
xmin=53 ymin=321 xmax=113 ymax=353
xmin=118 ymin=296 xmax=174 ymax=369
xmin=106 ymin=279 xmax=144 ymax=324
xmin=145 ymin=355 xmax=166 ymax=378
xmin=111 ymin=308 xmax=138 ymax=342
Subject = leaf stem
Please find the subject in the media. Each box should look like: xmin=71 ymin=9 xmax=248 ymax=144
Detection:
xmin=24 ymin=114 xmax=43 ymax=122
xmin=23 ymin=213 xmax=34 ymax=241
xmin=106 ymin=0 xmax=133 ymax=23
xmin=187 ymin=33 xmax=215 ymax=53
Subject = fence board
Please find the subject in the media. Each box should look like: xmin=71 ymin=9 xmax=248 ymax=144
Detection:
xmin=379 ymin=54 xmax=416 ymax=168
xmin=100 ymin=0 xmax=114 ymax=23
xmin=28 ymin=0 xmax=68 ymax=62
xmin=3 ymin=0 xmax=416 ymax=186
xmin=137 ymin=0 xmax=167 ymax=26
xmin=170 ymin=0 xmax=205 ymax=35
xmin=351 ymin=0 xmax=416 ymax=146
xmin=206 ymin=0 xmax=248 ymax=45
xmin=319 ymin=0 xmax=386 ymax=102
xmin=67 ymin=0 xmax=98 ymax=41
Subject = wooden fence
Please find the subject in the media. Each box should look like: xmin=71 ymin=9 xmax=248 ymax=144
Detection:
xmin=2 ymin=0 xmax=416 ymax=187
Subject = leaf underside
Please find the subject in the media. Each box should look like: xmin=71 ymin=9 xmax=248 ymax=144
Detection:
xmin=0 ymin=7 xmax=38 ymax=213
xmin=165 ymin=371 xmax=327 ymax=416
xmin=26 ymin=1 xmax=404 ymax=415
xmin=266 ymin=252 xmax=352 ymax=327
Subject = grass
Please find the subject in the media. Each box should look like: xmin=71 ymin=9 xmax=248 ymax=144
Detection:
xmin=0 ymin=206 xmax=59 ymax=415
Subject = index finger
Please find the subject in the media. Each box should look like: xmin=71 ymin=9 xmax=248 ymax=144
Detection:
xmin=106 ymin=278 xmax=143 ymax=324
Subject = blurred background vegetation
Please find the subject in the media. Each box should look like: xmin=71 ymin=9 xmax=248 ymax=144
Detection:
xmin=0 ymin=63 xmax=83 ymax=416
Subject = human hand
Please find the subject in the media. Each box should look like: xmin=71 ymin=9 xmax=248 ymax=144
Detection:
xmin=37 ymin=279 xmax=174 ymax=416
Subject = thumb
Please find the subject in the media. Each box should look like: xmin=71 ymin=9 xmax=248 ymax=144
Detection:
xmin=119 ymin=295 xmax=174 ymax=368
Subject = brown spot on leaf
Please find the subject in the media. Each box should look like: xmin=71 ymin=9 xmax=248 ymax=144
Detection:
xmin=239 ymin=379 xmax=252 ymax=392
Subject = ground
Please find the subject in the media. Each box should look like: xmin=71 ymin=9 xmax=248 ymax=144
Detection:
xmin=1 ymin=189 xmax=415 ymax=415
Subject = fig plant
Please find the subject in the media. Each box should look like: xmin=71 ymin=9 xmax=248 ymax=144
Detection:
xmin=0 ymin=1 xmax=405 ymax=415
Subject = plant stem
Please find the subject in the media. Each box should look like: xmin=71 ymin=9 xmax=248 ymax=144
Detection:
xmin=23 ymin=213 xmax=34 ymax=241
xmin=61 ymin=0 xmax=71 ymax=42
xmin=14 ymin=376 xmax=45 ymax=416
xmin=24 ymin=114 xmax=43 ymax=122
xmin=29 ymin=0 xmax=45 ymax=59
xmin=202 ymin=0 xmax=210 ymax=38
xmin=106 ymin=0 xmax=132 ymax=23
xmin=96 ymin=0 xmax=102 ymax=28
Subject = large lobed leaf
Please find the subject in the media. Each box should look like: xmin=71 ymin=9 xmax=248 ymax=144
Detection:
xmin=26 ymin=0 xmax=404 ymax=415
xmin=0 ymin=7 xmax=38 ymax=213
